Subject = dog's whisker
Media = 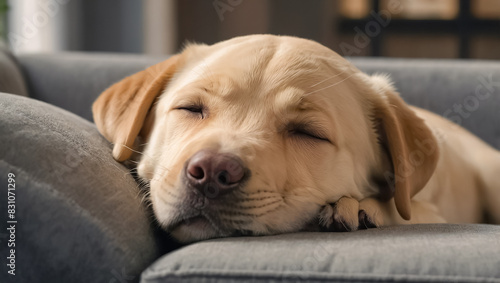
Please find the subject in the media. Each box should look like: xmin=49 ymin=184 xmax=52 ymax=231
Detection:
xmin=156 ymin=191 xmax=182 ymax=208
xmin=339 ymin=219 xmax=349 ymax=231
xmin=237 ymin=189 xmax=281 ymax=196
xmin=136 ymin=183 xmax=150 ymax=192
xmin=142 ymin=194 xmax=152 ymax=204
xmin=103 ymin=161 xmax=149 ymax=188
xmin=133 ymin=170 xmax=167 ymax=181
xmin=137 ymin=180 xmax=152 ymax=189
xmin=307 ymin=57 xmax=356 ymax=88
xmin=201 ymin=213 xmax=227 ymax=235
xmin=254 ymin=202 xmax=284 ymax=217
xmin=94 ymin=155 xmax=131 ymax=174
xmin=218 ymin=201 xmax=284 ymax=218
xmin=139 ymin=189 xmax=152 ymax=204
xmin=219 ymin=218 xmax=252 ymax=226
xmin=115 ymin=144 xmax=172 ymax=173
xmin=138 ymin=184 xmax=151 ymax=193
xmin=303 ymin=71 xmax=357 ymax=97
xmin=232 ymin=195 xmax=281 ymax=203
xmin=116 ymin=143 xmax=145 ymax=155
xmin=136 ymin=176 xmax=172 ymax=190
xmin=223 ymin=199 xmax=283 ymax=211
xmin=124 ymin=162 xmax=176 ymax=187
xmin=165 ymin=188 xmax=182 ymax=199
xmin=309 ymin=71 xmax=345 ymax=88
xmin=135 ymin=177 xmax=148 ymax=185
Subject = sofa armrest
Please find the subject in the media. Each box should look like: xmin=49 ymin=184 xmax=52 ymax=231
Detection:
xmin=0 ymin=93 xmax=180 ymax=283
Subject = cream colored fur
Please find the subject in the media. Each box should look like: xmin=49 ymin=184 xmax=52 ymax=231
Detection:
xmin=93 ymin=35 xmax=500 ymax=242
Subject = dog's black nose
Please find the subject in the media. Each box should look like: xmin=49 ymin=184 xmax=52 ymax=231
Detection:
xmin=186 ymin=149 xmax=246 ymax=197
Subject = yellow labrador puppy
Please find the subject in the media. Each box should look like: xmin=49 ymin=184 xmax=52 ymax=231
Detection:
xmin=93 ymin=35 xmax=500 ymax=243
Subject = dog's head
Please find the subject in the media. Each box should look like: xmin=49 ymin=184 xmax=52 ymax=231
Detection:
xmin=93 ymin=35 xmax=438 ymax=242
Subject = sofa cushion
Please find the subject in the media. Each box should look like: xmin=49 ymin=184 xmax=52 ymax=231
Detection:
xmin=0 ymin=41 xmax=28 ymax=96
xmin=141 ymin=224 xmax=500 ymax=283
xmin=0 ymin=93 xmax=180 ymax=283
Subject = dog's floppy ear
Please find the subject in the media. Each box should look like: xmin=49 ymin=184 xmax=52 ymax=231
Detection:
xmin=370 ymin=75 xmax=439 ymax=220
xmin=93 ymin=54 xmax=183 ymax=161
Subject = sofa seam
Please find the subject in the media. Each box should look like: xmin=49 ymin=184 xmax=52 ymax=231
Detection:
xmin=143 ymin=270 xmax=500 ymax=282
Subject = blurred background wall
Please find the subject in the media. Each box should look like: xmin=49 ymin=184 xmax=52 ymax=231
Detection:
xmin=2 ymin=0 xmax=500 ymax=59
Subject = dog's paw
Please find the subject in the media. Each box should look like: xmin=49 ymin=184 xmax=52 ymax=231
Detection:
xmin=319 ymin=197 xmax=359 ymax=232
xmin=358 ymin=198 xmax=383 ymax=229
xmin=358 ymin=210 xmax=377 ymax=229
xmin=319 ymin=197 xmax=384 ymax=232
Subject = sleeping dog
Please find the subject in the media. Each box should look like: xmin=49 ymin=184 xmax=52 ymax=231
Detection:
xmin=93 ymin=35 xmax=500 ymax=243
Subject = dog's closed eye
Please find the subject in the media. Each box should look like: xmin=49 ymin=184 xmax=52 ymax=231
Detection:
xmin=287 ymin=123 xmax=330 ymax=143
xmin=175 ymin=105 xmax=206 ymax=118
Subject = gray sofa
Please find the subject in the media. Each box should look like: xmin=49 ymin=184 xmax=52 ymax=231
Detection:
xmin=1 ymin=46 xmax=500 ymax=283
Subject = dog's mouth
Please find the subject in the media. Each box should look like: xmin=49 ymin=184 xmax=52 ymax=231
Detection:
xmin=167 ymin=214 xmax=259 ymax=240
xmin=164 ymin=211 xmax=236 ymax=242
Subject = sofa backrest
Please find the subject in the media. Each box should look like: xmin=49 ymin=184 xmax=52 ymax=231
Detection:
xmin=16 ymin=53 xmax=500 ymax=150
xmin=350 ymin=58 xmax=500 ymax=150
xmin=17 ymin=52 xmax=167 ymax=122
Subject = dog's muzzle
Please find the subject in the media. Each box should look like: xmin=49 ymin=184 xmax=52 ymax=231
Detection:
xmin=162 ymin=149 xmax=252 ymax=241
xmin=184 ymin=149 xmax=248 ymax=198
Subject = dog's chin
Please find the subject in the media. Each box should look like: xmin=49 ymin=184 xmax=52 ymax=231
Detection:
xmin=164 ymin=215 xmax=234 ymax=243
xmin=165 ymin=216 xmax=318 ymax=243
xmin=157 ymin=203 xmax=322 ymax=243
xmin=169 ymin=217 xmax=218 ymax=243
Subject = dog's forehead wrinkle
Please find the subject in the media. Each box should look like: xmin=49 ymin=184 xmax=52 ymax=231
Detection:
xmin=272 ymin=88 xmax=333 ymax=128
xmin=180 ymin=40 xmax=279 ymax=91
xmin=273 ymin=87 xmax=306 ymax=113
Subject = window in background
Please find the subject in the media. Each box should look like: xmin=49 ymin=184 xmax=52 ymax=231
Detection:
xmin=339 ymin=0 xmax=370 ymax=19
xmin=471 ymin=35 xmax=500 ymax=59
xmin=6 ymin=0 xmax=81 ymax=53
xmin=472 ymin=0 xmax=500 ymax=19
xmin=384 ymin=0 xmax=458 ymax=19
xmin=5 ymin=0 xmax=175 ymax=54
xmin=383 ymin=34 xmax=459 ymax=58
xmin=470 ymin=0 xmax=500 ymax=59
xmin=337 ymin=0 xmax=500 ymax=59
xmin=379 ymin=0 xmax=460 ymax=58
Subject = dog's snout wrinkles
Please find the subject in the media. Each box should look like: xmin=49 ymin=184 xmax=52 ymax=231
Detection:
xmin=186 ymin=149 xmax=246 ymax=196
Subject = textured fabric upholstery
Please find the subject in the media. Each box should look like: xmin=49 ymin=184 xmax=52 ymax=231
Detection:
xmin=141 ymin=224 xmax=500 ymax=283
xmin=1 ymin=53 xmax=499 ymax=283
xmin=0 ymin=42 xmax=29 ymax=96
xmin=0 ymin=93 xmax=179 ymax=283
